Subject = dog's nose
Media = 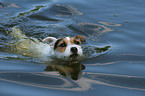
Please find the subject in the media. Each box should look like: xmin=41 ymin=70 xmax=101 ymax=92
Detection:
xmin=71 ymin=47 xmax=78 ymax=53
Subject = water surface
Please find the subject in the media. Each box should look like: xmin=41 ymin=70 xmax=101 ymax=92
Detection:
xmin=0 ymin=0 xmax=145 ymax=96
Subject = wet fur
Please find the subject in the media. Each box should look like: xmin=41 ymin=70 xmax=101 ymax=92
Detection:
xmin=8 ymin=27 xmax=86 ymax=62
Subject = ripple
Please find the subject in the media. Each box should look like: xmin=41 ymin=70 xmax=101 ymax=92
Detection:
xmin=0 ymin=71 xmax=145 ymax=91
xmin=83 ymin=45 xmax=111 ymax=59
xmin=68 ymin=22 xmax=114 ymax=41
xmin=0 ymin=72 xmax=82 ymax=91
xmin=0 ymin=1 xmax=5 ymax=8
xmin=49 ymin=4 xmax=83 ymax=16
xmin=85 ymin=72 xmax=145 ymax=91
xmin=11 ymin=5 xmax=46 ymax=19
xmin=98 ymin=21 xmax=121 ymax=26
xmin=29 ymin=14 xmax=62 ymax=22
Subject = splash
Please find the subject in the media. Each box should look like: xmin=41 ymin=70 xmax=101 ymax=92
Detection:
xmin=83 ymin=45 xmax=111 ymax=59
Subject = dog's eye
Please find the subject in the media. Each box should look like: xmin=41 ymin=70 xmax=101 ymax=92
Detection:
xmin=59 ymin=42 xmax=67 ymax=47
xmin=74 ymin=40 xmax=80 ymax=45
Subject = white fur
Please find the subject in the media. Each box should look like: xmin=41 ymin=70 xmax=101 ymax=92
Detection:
xmin=54 ymin=37 xmax=83 ymax=61
xmin=42 ymin=37 xmax=57 ymax=48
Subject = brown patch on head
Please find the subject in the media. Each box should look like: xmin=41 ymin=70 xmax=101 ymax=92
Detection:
xmin=54 ymin=38 xmax=68 ymax=53
xmin=70 ymin=37 xmax=82 ymax=46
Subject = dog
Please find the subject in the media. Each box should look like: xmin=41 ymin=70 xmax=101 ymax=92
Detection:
xmin=8 ymin=27 xmax=86 ymax=62
xmin=42 ymin=35 xmax=86 ymax=61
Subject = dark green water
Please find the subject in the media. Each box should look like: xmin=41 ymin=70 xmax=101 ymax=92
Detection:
xmin=0 ymin=0 xmax=145 ymax=96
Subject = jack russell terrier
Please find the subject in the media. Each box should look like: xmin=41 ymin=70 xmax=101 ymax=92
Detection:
xmin=9 ymin=27 xmax=86 ymax=62
xmin=42 ymin=35 xmax=86 ymax=61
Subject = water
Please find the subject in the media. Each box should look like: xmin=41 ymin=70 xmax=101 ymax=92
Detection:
xmin=0 ymin=0 xmax=145 ymax=96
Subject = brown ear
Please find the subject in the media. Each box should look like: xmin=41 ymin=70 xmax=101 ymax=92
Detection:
xmin=76 ymin=35 xmax=86 ymax=42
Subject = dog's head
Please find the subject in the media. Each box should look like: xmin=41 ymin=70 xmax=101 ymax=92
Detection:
xmin=43 ymin=35 xmax=86 ymax=61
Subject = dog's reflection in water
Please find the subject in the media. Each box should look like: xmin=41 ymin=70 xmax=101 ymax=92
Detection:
xmin=44 ymin=62 xmax=85 ymax=80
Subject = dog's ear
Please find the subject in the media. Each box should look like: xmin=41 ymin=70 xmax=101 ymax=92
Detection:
xmin=42 ymin=37 xmax=57 ymax=46
xmin=76 ymin=35 xmax=86 ymax=42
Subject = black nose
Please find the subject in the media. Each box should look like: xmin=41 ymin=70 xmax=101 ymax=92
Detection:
xmin=71 ymin=47 xmax=78 ymax=53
